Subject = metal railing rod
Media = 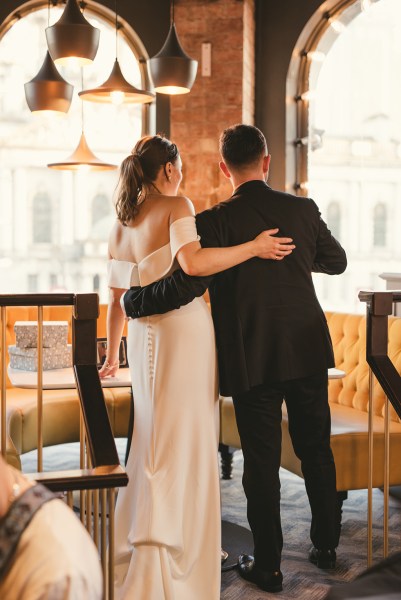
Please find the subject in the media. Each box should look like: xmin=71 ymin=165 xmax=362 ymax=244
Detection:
xmin=100 ymin=489 xmax=108 ymax=592
xmin=367 ymin=368 xmax=374 ymax=567
xmin=383 ymin=397 xmax=390 ymax=557
xmin=37 ymin=306 xmax=44 ymax=471
xmin=93 ymin=489 xmax=100 ymax=549
xmin=1 ymin=306 xmax=6 ymax=457
xmin=108 ymin=488 xmax=116 ymax=600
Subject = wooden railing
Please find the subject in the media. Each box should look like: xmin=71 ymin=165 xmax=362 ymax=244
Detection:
xmin=0 ymin=293 xmax=128 ymax=600
xmin=359 ymin=290 xmax=401 ymax=567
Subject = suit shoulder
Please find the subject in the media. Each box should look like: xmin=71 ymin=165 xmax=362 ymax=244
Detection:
xmin=269 ymin=189 xmax=320 ymax=213
xmin=196 ymin=200 xmax=231 ymax=223
xmin=266 ymin=187 xmax=313 ymax=204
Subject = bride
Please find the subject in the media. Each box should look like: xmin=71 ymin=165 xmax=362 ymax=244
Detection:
xmin=99 ymin=134 xmax=294 ymax=599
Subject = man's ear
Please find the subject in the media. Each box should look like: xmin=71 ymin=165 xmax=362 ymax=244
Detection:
xmin=219 ymin=160 xmax=231 ymax=179
xmin=263 ymin=154 xmax=271 ymax=176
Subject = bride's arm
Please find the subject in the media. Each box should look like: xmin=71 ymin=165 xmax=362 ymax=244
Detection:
xmin=171 ymin=197 xmax=295 ymax=277
xmin=99 ymin=287 xmax=125 ymax=378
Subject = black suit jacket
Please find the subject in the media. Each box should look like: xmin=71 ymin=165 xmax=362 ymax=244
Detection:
xmin=124 ymin=180 xmax=347 ymax=395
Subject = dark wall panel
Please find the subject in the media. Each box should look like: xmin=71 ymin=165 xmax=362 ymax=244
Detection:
xmin=255 ymin=0 xmax=323 ymax=191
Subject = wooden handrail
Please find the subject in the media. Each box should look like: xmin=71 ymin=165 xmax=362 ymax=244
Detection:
xmin=0 ymin=293 xmax=75 ymax=306
xmin=28 ymin=465 xmax=128 ymax=493
xmin=359 ymin=291 xmax=401 ymax=420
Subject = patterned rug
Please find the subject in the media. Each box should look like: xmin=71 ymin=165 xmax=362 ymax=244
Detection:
xmin=221 ymin=451 xmax=401 ymax=599
xmin=21 ymin=443 xmax=401 ymax=599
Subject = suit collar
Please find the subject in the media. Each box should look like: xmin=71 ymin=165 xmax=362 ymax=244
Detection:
xmin=233 ymin=180 xmax=271 ymax=196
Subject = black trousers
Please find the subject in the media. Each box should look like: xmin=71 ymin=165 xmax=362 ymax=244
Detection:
xmin=232 ymin=370 xmax=340 ymax=571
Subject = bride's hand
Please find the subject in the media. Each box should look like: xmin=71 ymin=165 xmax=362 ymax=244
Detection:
xmin=99 ymin=359 xmax=119 ymax=379
xmin=253 ymin=228 xmax=295 ymax=260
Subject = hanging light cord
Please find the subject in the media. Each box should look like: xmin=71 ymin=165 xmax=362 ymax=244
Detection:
xmin=47 ymin=0 xmax=50 ymax=27
xmin=171 ymin=0 xmax=175 ymax=24
xmin=115 ymin=0 xmax=118 ymax=59
xmin=80 ymin=68 xmax=84 ymax=133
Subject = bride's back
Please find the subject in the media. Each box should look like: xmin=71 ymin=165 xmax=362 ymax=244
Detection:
xmin=109 ymin=193 xmax=178 ymax=264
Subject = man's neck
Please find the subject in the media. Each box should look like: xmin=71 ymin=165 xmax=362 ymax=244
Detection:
xmin=231 ymin=174 xmax=266 ymax=192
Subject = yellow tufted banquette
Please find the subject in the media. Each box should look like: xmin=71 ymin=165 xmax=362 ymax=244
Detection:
xmin=1 ymin=304 xmax=131 ymax=469
xmin=220 ymin=312 xmax=401 ymax=492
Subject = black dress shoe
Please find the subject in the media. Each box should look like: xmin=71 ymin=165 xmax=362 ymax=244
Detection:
xmin=308 ymin=546 xmax=336 ymax=569
xmin=237 ymin=554 xmax=283 ymax=593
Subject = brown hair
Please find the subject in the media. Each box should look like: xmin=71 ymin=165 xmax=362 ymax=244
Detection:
xmin=219 ymin=124 xmax=267 ymax=169
xmin=115 ymin=134 xmax=179 ymax=224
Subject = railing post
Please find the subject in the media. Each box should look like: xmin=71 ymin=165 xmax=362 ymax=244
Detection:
xmin=72 ymin=293 xmax=120 ymax=467
xmin=359 ymin=290 xmax=401 ymax=566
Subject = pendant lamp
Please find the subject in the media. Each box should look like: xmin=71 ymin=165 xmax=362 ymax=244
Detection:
xmin=47 ymin=132 xmax=117 ymax=170
xmin=24 ymin=50 xmax=74 ymax=115
xmin=46 ymin=0 xmax=100 ymax=67
xmin=48 ymin=74 xmax=117 ymax=171
xmin=148 ymin=0 xmax=198 ymax=95
xmin=79 ymin=1 xmax=154 ymax=105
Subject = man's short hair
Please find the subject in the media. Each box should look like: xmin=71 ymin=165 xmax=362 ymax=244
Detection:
xmin=219 ymin=124 xmax=268 ymax=169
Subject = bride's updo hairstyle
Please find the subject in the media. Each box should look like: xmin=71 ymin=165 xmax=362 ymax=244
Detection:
xmin=115 ymin=134 xmax=179 ymax=225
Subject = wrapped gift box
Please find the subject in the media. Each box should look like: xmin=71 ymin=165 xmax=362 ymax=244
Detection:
xmin=14 ymin=321 xmax=69 ymax=349
xmin=8 ymin=344 xmax=72 ymax=371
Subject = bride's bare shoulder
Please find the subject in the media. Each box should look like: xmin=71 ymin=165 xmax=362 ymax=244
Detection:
xmin=108 ymin=219 xmax=127 ymax=245
xmin=169 ymin=195 xmax=195 ymax=222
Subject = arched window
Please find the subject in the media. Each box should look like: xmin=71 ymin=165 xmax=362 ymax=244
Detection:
xmin=33 ymin=192 xmax=52 ymax=243
xmin=0 ymin=2 xmax=152 ymax=300
xmin=91 ymin=193 xmax=114 ymax=240
xmin=93 ymin=274 xmax=100 ymax=292
xmin=373 ymin=203 xmax=387 ymax=248
xmin=289 ymin=0 xmax=401 ymax=312
xmin=327 ymin=202 xmax=341 ymax=240
xmin=92 ymin=194 xmax=110 ymax=227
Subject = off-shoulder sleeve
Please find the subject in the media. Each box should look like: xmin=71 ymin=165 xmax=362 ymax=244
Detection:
xmin=107 ymin=259 xmax=140 ymax=288
xmin=170 ymin=216 xmax=200 ymax=257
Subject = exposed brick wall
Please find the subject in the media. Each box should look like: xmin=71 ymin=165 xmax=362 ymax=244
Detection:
xmin=171 ymin=0 xmax=255 ymax=213
xmin=243 ymin=0 xmax=255 ymax=125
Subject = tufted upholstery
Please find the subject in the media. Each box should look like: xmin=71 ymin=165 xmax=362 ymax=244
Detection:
xmin=220 ymin=312 xmax=401 ymax=491
xmin=1 ymin=304 xmax=131 ymax=469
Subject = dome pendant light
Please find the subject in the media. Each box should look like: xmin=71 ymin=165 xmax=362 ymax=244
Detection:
xmin=24 ymin=50 xmax=74 ymax=115
xmin=48 ymin=73 xmax=117 ymax=171
xmin=47 ymin=132 xmax=117 ymax=170
xmin=46 ymin=0 xmax=100 ymax=67
xmin=79 ymin=59 xmax=155 ymax=104
xmin=79 ymin=0 xmax=154 ymax=105
xmin=148 ymin=0 xmax=198 ymax=95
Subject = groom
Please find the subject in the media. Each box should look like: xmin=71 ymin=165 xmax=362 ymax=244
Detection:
xmin=122 ymin=124 xmax=347 ymax=593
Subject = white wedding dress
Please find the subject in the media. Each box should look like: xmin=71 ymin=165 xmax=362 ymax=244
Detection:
xmin=107 ymin=216 xmax=221 ymax=600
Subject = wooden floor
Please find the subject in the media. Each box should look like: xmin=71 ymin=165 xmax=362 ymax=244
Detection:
xmin=220 ymin=452 xmax=401 ymax=599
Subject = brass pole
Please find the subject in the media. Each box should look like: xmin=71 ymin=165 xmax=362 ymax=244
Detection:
xmin=67 ymin=491 xmax=74 ymax=509
xmin=108 ymin=488 xmax=116 ymax=600
xmin=367 ymin=367 xmax=374 ymax=567
xmin=383 ymin=396 xmax=390 ymax=557
xmin=1 ymin=307 xmax=6 ymax=457
xmin=37 ymin=306 xmax=44 ymax=472
xmin=80 ymin=412 xmax=85 ymax=523
xmin=86 ymin=489 xmax=92 ymax=535
xmin=93 ymin=488 xmax=100 ymax=549
xmin=101 ymin=488 xmax=108 ymax=591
